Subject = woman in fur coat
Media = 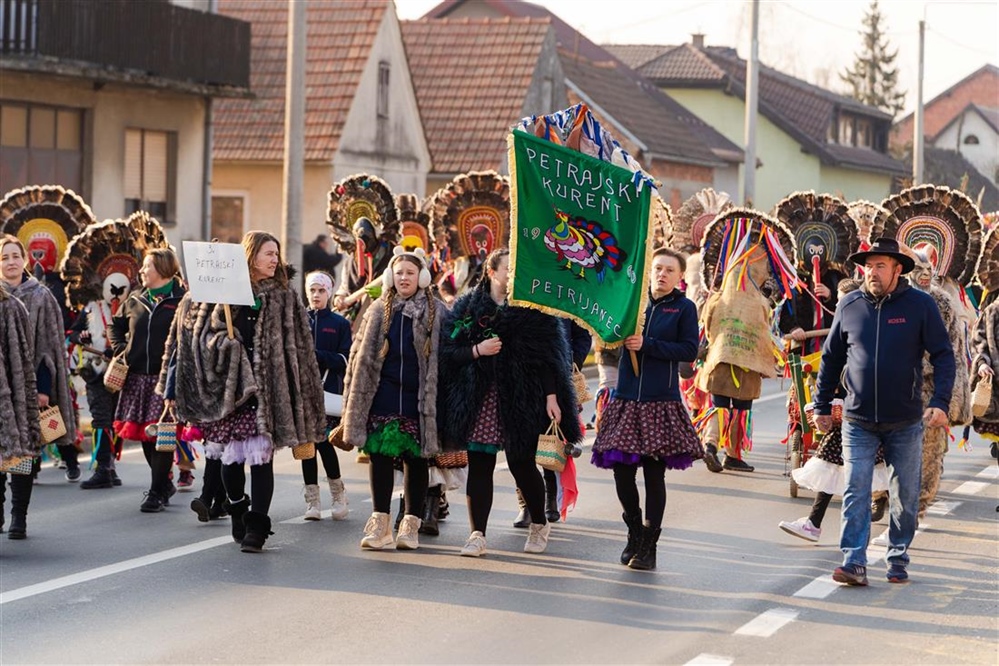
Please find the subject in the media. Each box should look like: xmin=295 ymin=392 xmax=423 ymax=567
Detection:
xmin=971 ymin=296 xmax=998 ymax=445
xmin=162 ymin=231 xmax=325 ymax=553
xmin=1 ymin=235 xmax=77 ymax=538
xmin=341 ymin=247 xmax=444 ymax=551
xmin=439 ymin=249 xmax=582 ymax=557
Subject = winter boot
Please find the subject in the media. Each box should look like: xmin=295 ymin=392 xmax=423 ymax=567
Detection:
xmin=240 ymin=511 xmax=273 ymax=553
xmin=80 ymin=465 xmax=115 ymax=490
xmin=419 ymin=486 xmax=441 ymax=536
xmin=437 ymin=492 xmax=449 ymax=521
xmin=513 ymin=488 xmax=530 ymax=528
xmin=8 ymin=473 xmax=32 ymax=538
xmin=7 ymin=509 xmax=26 ymax=540
xmin=327 ymin=477 xmax=349 ymax=521
xmin=394 ymin=496 xmax=405 ymax=531
xmin=360 ymin=512 xmax=394 ymax=550
xmin=225 ymin=495 xmax=251 ymax=543
xmin=304 ymin=484 xmax=322 ymax=521
xmin=621 ymin=512 xmax=643 ymax=565
xmin=544 ymin=472 xmax=561 ymax=523
xmin=628 ymin=526 xmax=662 ymax=570
xmin=190 ymin=496 xmax=212 ymax=523
xmin=396 ymin=514 xmax=422 ymax=550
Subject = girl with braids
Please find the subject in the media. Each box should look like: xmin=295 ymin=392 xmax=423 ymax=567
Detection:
xmin=341 ymin=247 xmax=444 ymax=551
xmin=439 ymin=249 xmax=582 ymax=557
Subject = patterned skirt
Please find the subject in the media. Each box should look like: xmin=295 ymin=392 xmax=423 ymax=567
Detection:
xmin=201 ymin=402 xmax=272 ymax=466
xmin=973 ymin=418 xmax=999 ymax=441
xmin=468 ymin=384 xmax=505 ymax=455
xmin=591 ymin=398 xmax=704 ymax=470
xmin=792 ymin=427 xmax=889 ymax=495
xmin=113 ymin=373 xmax=164 ymax=442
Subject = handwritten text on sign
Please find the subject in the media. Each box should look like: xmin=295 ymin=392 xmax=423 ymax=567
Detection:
xmin=182 ymin=241 xmax=255 ymax=306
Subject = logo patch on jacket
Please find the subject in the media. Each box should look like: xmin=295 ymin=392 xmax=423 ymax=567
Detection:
xmin=886 ymin=317 xmax=906 ymax=324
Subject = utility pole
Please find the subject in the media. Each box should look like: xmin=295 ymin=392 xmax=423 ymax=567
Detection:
xmin=282 ymin=0 xmax=306 ymax=272
xmin=743 ymin=0 xmax=759 ymax=206
xmin=913 ymin=19 xmax=925 ymax=184
xmin=202 ymin=0 xmax=217 ymax=242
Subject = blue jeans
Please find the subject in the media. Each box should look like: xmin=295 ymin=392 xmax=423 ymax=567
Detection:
xmin=840 ymin=419 xmax=923 ymax=568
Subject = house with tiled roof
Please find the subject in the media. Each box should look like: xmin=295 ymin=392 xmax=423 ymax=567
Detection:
xmin=928 ymin=103 xmax=999 ymax=186
xmin=212 ymin=0 xmax=429 ymax=244
xmin=420 ymin=0 xmax=744 ymax=208
xmin=608 ymin=38 xmax=906 ymax=210
xmin=400 ymin=16 xmax=565 ymax=193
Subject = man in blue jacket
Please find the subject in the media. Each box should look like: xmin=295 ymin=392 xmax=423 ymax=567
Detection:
xmin=814 ymin=238 xmax=954 ymax=586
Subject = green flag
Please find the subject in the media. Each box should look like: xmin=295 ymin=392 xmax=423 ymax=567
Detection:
xmin=507 ymin=130 xmax=654 ymax=346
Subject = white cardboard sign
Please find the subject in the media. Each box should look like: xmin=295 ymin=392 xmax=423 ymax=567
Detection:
xmin=182 ymin=241 xmax=255 ymax=306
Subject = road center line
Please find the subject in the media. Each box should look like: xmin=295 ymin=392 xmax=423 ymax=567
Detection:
xmin=685 ymin=654 xmax=734 ymax=666
xmin=0 ymin=536 xmax=232 ymax=605
xmin=733 ymin=607 xmax=799 ymax=637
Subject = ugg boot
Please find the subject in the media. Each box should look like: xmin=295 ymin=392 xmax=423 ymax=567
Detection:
xmin=419 ymin=486 xmax=441 ymax=536
xmin=240 ymin=511 xmax=273 ymax=553
xmin=327 ymin=477 xmax=349 ymax=520
xmin=524 ymin=522 xmax=552 ymax=553
xmin=7 ymin=473 xmax=33 ymax=539
xmin=360 ymin=512 xmax=394 ymax=550
xmin=544 ymin=472 xmax=560 ymax=523
xmin=225 ymin=495 xmax=251 ymax=543
xmin=80 ymin=465 xmax=115 ymax=490
xmin=396 ymin=514 xmax=422 ymax=550
xmin=621 ymin=512 xmax=643 ymax=565
xmin=627 ymin=526 xmax=662 ymax=570
xmin=512 ymin=488 xmax=530 ymax=528
xmin=304 ymin=484 xmax=322 ymax=521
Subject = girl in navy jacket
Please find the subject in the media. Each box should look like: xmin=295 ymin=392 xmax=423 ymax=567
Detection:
xmin=303 ymin=271 xmax=352 ymax=521
xmin=591 ymin=247 xmax=704 ymax=570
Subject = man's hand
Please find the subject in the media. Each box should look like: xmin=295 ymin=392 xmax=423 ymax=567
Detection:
xmin=789 ymin=327 xmax=806 ymax=342
xmin=923 ymin=407 xmax=947 ymax=428
xmin=813 ymin=414 xmax=833 ymax=433
xmin=979 ymin=365 xmax=995 ymax=379
xmin=814 ymin=283 xmax=831 ymax=300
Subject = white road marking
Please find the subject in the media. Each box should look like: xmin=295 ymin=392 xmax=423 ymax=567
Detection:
xmin=685 ymin=654 xmax=734 ymax=666
xmin=926 ymin=500 xmax=961 ymax=516
xmin=952 ymin=480 xmax=990 ymax=496
xmin=0 ymin=536 xmax=232 ymax=605
xmin=733 ymin=608 xmax=799 ymax=637
xmin=975 ymin=465 xmax=999 ymax=479
xmin=793 ymin=576 xmax=840 ymax=599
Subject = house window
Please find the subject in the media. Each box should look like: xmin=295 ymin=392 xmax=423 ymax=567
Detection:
xmin=124 ymin=128 xmax=176 ymax=226
xmin=0 ymin=102 xmax=83 ymax=194
xmin=964 ymin=134 xmax=980 ymax=145
xmin=377 ymin=61 xmax=390 ymax=119
xmin=855 ymin=119 xmax=872 ymax=148
xmin=838 ymin=115 xmax=854 ymax=146
xmin=210 ymin=194 xmax=246 ymax=243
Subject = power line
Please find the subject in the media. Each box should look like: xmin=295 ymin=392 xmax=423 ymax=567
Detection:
xmin=926 ymin=25 xmax=999 ymax=59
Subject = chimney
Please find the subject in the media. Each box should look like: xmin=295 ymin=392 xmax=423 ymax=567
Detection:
xmin=692 ymin=33 xmax=705 ymax=49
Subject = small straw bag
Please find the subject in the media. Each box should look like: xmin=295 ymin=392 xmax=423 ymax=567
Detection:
xmin=0 ymin=456 xmax=35 ymax=475
xmin=39 ymin=406 xmax=67 ymax=444
xmin=972 ymin=377 xmax=993 ymax=418
xmin=154 ymin=406 xmax=178 ymax=452
xmin=572 ymin=365 xmax=593 ymax=404
xmin=292 ymin=442 xmax=316 ymax=460
xmin=328 ymin=423 xmax=353 ymax=451
xmin=103 ymin=354 xmax=129 ymax=393
xmin=535 ymin=419 xmax=567 ymax=473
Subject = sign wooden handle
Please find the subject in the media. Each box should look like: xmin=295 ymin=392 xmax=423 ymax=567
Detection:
xmin=223 ymin=304 xmax=234 ymax=340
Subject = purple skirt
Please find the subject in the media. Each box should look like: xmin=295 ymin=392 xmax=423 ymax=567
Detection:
xmin=114 ymin=374 xmax=164 ymax=442
xmin=201 ymin=403 xmax=260 ymax=445
xmin=592 ymin=398 xmax=704 ymax=470
xmin=468 ymin=384 xmax=505 ymax=447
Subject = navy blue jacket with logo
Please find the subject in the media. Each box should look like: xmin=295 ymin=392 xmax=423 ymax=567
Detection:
xmin=814 ymin=280 xmax=955 ymax=424
xmin=309 ymin=308 xmax=352 ymax=395
xmin=371 ymin=309 xmax=420 ymax=419
xmin=614 ymin=289 xmax=699 ymax=403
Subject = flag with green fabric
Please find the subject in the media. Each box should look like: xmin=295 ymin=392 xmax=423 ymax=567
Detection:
xmin=507 ymin=130 xmax=654 ymax=346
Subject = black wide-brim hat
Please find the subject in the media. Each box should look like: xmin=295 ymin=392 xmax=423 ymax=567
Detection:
xmin=848 ymin=237 xmax=916 ymax=274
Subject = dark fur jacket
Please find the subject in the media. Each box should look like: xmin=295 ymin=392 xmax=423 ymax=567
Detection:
xmin=341 ymin=289 xmax=443 ymax=455
xmin=971 ymin=301 xmax=999 ymax=423
xmin=8 ymin=277 xmax=75 ymax=447
xmin=157 ymin=278 xmax=325 ymax=448
xmin=439 ymin=287 xmax=582 ymax=463
xmin=0 ymin=294 xmax=40 ymax=457
xmin=927 ymin=286 xmax=971 ymax=425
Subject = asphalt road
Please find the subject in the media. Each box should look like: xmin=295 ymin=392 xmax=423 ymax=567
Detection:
xmin=1 ymin=377 xmax=996 ymax=665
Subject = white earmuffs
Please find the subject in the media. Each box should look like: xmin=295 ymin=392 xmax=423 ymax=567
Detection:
xmin=382 ymin=246 xmax=432 ymax=292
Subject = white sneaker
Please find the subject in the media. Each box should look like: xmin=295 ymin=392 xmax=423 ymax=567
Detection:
xmin=778 ymin=517 xmax=820 ymax=543
xmin=524 ymin=522 xmax=552 ymax=553
xmin=327 ymin=477 xmax=349 ymax=521
xmin=871 ymin=529 xmax=889 ymax=546
xmin=396 ymin=514 xmax=422 ymax=550
xmin=460 ymin=531 xmax=487 ymax=557
xmin=304 ymin=484 xmax=321 ymax=521
xmin=360 ymin=512 xmax=394 ymax=550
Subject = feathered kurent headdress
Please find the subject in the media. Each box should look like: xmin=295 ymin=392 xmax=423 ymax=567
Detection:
xmin=428 ymin=170 xmax=511 ymax=262
xmin=326 ymin=174 xmax=399 ymax=254
xmin=874 ymin=185 xmax=983 ymax=285
xmin=0 ymin=185 xmax=95 ymax=274
xmin=672 ymin=188 xmax=732 ymax=251
xmin=60 ymin=211 xmax=171 ymax=308
xmin=975 ymin=226 xmax=998 ymax=295
xmin=396 ymin=193 xmax=431 ymax=253
xmin=650 ymin=196 xmax=673 ymax=249
xmin=846 ymin=199 xmax=886 ymax=246
xmin=774 ymin=191 xmax=859 ymax=274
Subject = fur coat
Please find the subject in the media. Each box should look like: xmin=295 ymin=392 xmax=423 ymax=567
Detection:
xmin=7 ymin=277 xmax=76 ymax=447
xmin=158 ymin=279 xmax=325 ymax=449
xmin=0 ymin=293 xmax=40 ymax=457
xmin=971 ymin=301 xmax=999 ymax=423
xmin=439 ymin=288 xmax=582 ymax=463
xmin=927 ymin=286 xmax=971 ymax=425
xmin=341 ymin=289 xmax=443 ymax=456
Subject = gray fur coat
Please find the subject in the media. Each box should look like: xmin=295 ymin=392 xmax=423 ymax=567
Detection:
xmin=8 ymin=277 xmax=76 ymax=447
xmin=341 ymin=289 xmax=443 ymax=456
xmin=927 ymin=286 xmax=971 ymax=425
xmin=0 ymin=294 xmax=40 ymax=457
xmin=971 ymin=301 xmax=999 ymax=423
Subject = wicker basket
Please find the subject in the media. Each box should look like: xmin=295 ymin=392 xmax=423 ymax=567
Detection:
xmin=103 ymin=355 xmax=129 ymax=393
xmin=436 ymin=450 xmax=468 ymax=469
xmin=0 ymin=456 xmax=35 ymax=475
xmin=972 ymin=378 xmax=992 ymax=418
xmin=804 ymin=402 xmax=843 ymax=432
xmin=292 ymin=442 xmax=316 ymax=460
xmin=328 ymin=423 xmax=353 ymax=451
xmin=39 ymin=406 xmax=67 ymax=444
xmin=535 ymin=419 xmax=567 ymax=473
xmin=572 ymin=365 xmax=593 ymax=404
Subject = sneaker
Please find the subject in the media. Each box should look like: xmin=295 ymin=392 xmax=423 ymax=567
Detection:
xmin=886 ymin=564 xmax=909 ymax=583
xmin=871 ymin=529 xmax=888 ymax=546
xmin=524 ymin=522 xmax=552 ymax=554
xmin=65 ymin=466 xmax=81 ymax=482
xmin=460 ymin=531 xmax=487 ymax=557
xmin=703 ymin=446 xmax=723 ymax=473
xmin=722 ymin=456 xmax=755 ymax=472
xmin=832 ymin=564 xmax=868 ymax=586
xmin=140 ymin=491 xmax=164 ymax=513
xmin=177 ymin=470 xmax=195 ymax=490
xmin=396 ymin=514 xmax=422 ymax=550
xmin=778 ymin=517 xmax=821 ymax=543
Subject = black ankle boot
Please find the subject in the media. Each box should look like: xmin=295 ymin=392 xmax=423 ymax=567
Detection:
xmin=628 ymin=526 xmax=661 ymax=570
xmin=225 ymin=496 xmax=250 ymax=543
xmin=190 ymin=497 xmax=211 ymax=523
xmin=621 ymin=512 xmax=643 ymax=565
xmin=80 ymin=466 xmax=114 ymax=490
xmin=513 ymin=489 xmax=530 ymax=528
xmin=437 ymin=492 xmax=449 ymax=521
xmin=240 ymin=511 xmax=272 ymax=553
xmin=140 ymin=491 xmax=164 ymax=513
xmin=7 ymin=510 xmax=26 ymax=540
xmin=419 ymin=489 xmax=441 ymax=536
xmin=544 ymin=474 xmax=560 ymax=523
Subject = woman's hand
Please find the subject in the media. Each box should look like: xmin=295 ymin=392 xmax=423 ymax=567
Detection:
xmin=979 ymin=365 xmax=995 ymax=379
xmin=37 ymin=393 xmax=50 ymax=408
xmin=623 ymin=334 xmax=644 ymax=351
xmin=814 ymin=283 xmax=831 ymax=300
xmin=789 ymin=327 xmax=806 ymax=342
xmin=546 ymin=394 xmax=561 ymax=423
xmin=476 ymin=336 xmax=502 ymax=357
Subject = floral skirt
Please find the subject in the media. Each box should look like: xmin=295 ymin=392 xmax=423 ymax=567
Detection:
xmin=973 ymin=418 xmax=999 ymax=441
xmin=469 ymin=384 xmax=505 ymax=447
xmin=113 ymin=374 xmax=163 ymax=442
xmin=591 ymin=398 xmax=704 ymax=470
xmin=201 ymin=403 xmax=272 ymax=466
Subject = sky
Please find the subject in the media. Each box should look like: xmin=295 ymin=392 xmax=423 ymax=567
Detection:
xmin=394 ymin=0 xmax=999 ymax=117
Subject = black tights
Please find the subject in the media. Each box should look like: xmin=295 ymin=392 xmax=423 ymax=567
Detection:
xmin=301 ymin=440 xmax=341 ymax=484
xmin=141 ymin=441 xmax=173 ymax=496
xmin=466 ymin=451 xmax=546 ymax=534
xmin=222 ymin=461 xmax=274 ymax=515
xmin=613 ymin=459 xmax=667 ymax=529
xmin=808 ymin=492 xmax=834 ymax=528
xmin=369 ymin=453 xmax=428 ymax=517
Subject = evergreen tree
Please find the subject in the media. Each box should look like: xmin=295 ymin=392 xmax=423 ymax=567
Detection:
xmin=840 ymin=0 xmax=906 ymax=119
